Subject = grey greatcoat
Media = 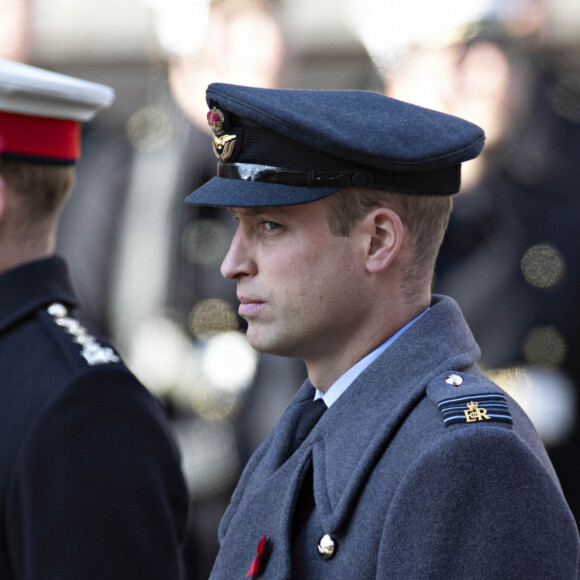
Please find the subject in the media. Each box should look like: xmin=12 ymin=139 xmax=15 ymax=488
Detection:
xmin=211 ymin=295 xmax=579 ymax=579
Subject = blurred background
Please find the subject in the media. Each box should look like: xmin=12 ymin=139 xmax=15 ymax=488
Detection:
xmin=3 ymin=0 xmax=580 ymax=576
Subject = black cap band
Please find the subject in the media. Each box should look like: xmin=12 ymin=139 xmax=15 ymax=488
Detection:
xmin=217 ymin=162 xmax=461 ymax=195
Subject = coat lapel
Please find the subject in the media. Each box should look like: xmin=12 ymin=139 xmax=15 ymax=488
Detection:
xmin=214 ymin=381 xmax=322 ymax=578
xmin=310 ymin=295 xmax=480 ymax=534
xmin=216 ymin=380 xmax=316 ymax=537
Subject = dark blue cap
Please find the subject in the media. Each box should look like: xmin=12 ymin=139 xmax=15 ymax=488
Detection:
xmin=185 ymin=83 xmax=485 ymax=207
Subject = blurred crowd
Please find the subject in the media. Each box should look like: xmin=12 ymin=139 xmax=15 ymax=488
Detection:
xmin=2 ymin=0 xmax=580 ymax=576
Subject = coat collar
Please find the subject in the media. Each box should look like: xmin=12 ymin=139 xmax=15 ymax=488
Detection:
xmin=0 ymin=256 xmax=78 ymax=334
xmin=309 ymin=294 xmax=480 ymax=533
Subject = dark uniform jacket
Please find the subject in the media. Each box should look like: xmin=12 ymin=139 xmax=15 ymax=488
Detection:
xmin=0 ymin=257 xmax=189 ymax=579
xmin=211 ymin=295 xmax=579 ymax=579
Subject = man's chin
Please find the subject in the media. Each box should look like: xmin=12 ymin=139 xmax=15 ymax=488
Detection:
xmin=245 ymin=328 xmax=294 ymax=358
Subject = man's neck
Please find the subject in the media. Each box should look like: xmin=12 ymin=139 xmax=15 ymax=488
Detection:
xmin=0 ymin=237 xmax=55 ymax=276
xmin=305 ymin=297 xmax=430 ymax=393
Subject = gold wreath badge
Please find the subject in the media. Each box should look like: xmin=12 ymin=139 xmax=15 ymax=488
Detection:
xmin=212 ymin=133 xmax=236 ymax=161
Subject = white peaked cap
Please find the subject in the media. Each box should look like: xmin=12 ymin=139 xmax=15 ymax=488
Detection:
xmin=0 ymin=59 xmax=115 ymax=122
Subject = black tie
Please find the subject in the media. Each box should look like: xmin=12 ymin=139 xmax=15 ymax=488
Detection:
xmin=292 ymin=398 xmax=327 ymax=452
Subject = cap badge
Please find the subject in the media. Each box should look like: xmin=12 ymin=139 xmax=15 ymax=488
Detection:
xmin=207 ymin=106 xmax=236 ymax=161
xmin=207 ymin=107 xmax=225 ymax=135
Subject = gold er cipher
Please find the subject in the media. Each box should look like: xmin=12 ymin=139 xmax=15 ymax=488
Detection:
xmin=464 ymin=401 xmax=491 ymax=423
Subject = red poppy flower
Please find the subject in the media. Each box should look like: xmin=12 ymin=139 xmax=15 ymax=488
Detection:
xmin=246 ymin=535 xmax=267 ymax=578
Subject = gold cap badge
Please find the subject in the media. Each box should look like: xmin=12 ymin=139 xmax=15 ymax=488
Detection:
xmin=207 ymin=106 xmax=236 ymax=161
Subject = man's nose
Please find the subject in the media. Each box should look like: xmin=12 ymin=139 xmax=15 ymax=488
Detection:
xmin=220 ymin=229 xmax=257 ymax=280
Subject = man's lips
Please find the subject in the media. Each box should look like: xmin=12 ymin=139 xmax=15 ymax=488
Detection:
xmin=237 ymin=296 xmax=265 ymax=317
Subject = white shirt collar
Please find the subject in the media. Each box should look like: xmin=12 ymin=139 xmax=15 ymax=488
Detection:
xmin=314 ymin=309 xmax=428 ymax=408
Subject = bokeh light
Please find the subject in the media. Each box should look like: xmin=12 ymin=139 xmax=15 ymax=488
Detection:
xmin=523 ymin=325 xmax=567 ymax=368
xmin=146 ymin=0 xmax=211 ymax=57
xmin=182 ymin=219 xmax=231 ymax=266
xmin=127 ymin=316 xmax=193 ymax=397
xmin=127 ymin=317 xmax=254 ymax=420
xmin=487 ymin=365 xmax=576 ymax=446
xmin=348 ymin=0 xmax=509 ymax=74
xmin=189 ymin=298 xmax=239 ymax=338
xmin=126 ymin=104 xmax=174 ymax=152
xmin=202 ymin=332 xmax=259 ymax=394
xmin=189 ymin=383 xmax=239 ymax=421
xmin=520 ymin=243 xmax=565 ymax=289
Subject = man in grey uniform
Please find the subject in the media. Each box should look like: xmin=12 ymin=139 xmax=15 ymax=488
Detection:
xmin=186 ymin=82 xmax=579 ymax=579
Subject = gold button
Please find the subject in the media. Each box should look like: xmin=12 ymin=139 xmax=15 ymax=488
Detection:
xmin=317 ymin=534 xmax=336 ymax=560
xmin=47 ymin=303 xmax=68 ymax=318
xmin=445 ymin=374 xmax=463 ymax=386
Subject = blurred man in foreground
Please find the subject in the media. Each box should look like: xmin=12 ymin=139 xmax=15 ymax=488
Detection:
xmin=186 ymin=83 xmax=579 ymax=578
xmin=0 ymin=59 xmax=189 ymax=579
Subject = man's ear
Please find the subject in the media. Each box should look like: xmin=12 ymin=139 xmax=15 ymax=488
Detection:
xmin=363 ymin=207 xmax=404 ymax=273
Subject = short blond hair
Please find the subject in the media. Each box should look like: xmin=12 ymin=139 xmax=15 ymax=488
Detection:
xmin=325 ymin=187 xmax=452 ymax=300
xmin=0 ymin=159 xmax=74 ymax=237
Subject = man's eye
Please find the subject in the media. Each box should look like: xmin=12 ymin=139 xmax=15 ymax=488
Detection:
xmin=264 ymin=221 xmax=282 ymax=231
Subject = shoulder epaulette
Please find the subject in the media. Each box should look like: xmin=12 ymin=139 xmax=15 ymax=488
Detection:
xmin=46 ymin=302 xmax=121 ymax=366
xmin=427 ymin=371 xmax=513 ymax=428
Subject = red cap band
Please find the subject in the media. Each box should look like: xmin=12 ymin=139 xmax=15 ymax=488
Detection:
xmin=0 ymin=111 xmax=80 ymax=163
